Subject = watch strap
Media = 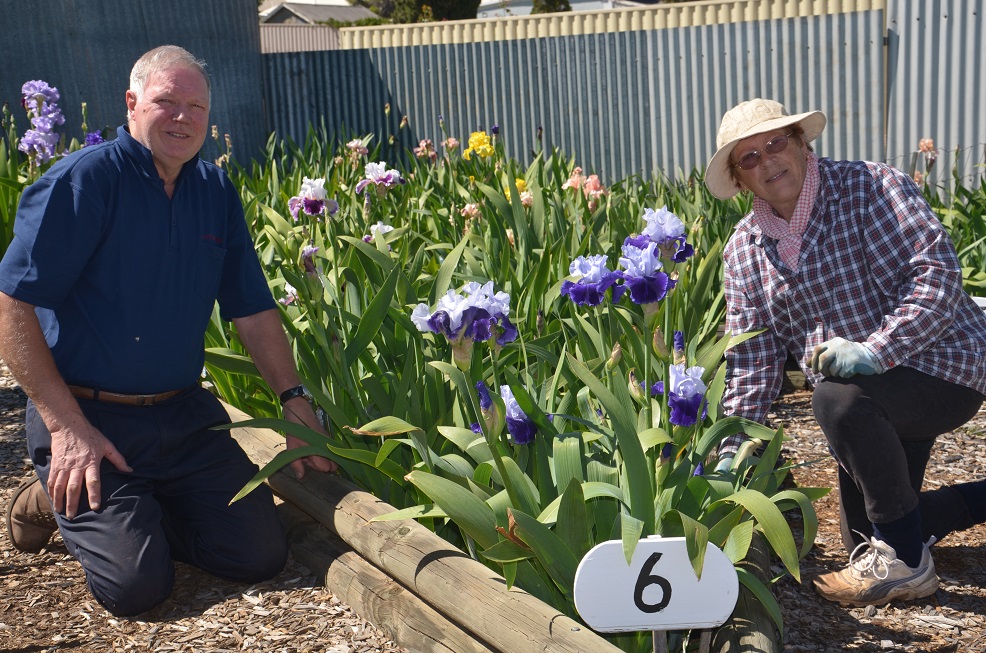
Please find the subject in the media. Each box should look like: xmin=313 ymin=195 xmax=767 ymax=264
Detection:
xmin=279 ymin=384 xmax=310 ymax=405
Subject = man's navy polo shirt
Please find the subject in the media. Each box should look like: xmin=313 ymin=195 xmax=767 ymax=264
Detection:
xmin=0 ymin=126 xmax=275 ymax=393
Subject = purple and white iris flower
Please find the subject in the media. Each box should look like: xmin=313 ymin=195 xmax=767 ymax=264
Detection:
xmin=288 ymin=177 xmax=338 ymax=221
xmin=355 ymin=162 xmax=404 ymax=199
xmin=561 ymin=207 xmax=692 ymax=314
xmin=410 ymin=281 xmax=518 ymax=370
xmin=625 ymin=206 xmax=695 ymax=263
xmin=618 ymin=240 xmax=671 ymax=306
xmin=672 ymin=329 xmax=686 ymax=364
xmin=363 ymin=221 xmax=395 ymax=243
xmin=301 ymin=245 xmax=319 ymax=276
xmin=474 ymin=381 xmax=505 ymax=439
xmin=279 ymin=282 xmax=298 ymax=306
xmin=500 ymin=385 xmax=537 ymax=445
xmin=666 ymin=363 xmax=708 ymax=427
xmin=560 ymin=255 xmax=626 ymax=307
xmin=628 ymin=370 xmax=666 ymax=405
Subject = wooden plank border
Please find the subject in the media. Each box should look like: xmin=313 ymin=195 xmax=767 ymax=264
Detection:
xmin=225 ymin=403 xmax=624 ymax=653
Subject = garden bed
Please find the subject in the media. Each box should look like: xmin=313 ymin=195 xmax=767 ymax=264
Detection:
xmin=3 ymin=362 xmax=986 ymax=652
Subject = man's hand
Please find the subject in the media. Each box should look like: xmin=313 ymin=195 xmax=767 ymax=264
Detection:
xmin=48 ymin=419 xmax=131 ymax=520
xmin=810 ymin=337 xmax=884 ymax=378
xmin=282 ymin=399 xmax=338 ymax=478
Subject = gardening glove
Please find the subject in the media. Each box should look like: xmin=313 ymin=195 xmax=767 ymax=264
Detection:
xmin=809 ymin=337 xmax=884 ymax=378
xmin=714 ymin=455 xmax=734 ymax=473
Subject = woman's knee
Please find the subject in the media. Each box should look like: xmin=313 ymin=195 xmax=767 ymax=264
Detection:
xmin=811 ymin=379 xmax=871 ymax=436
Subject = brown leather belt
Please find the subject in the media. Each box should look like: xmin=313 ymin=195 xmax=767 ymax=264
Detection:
xmin=67 ymin=385 xmax=189 ymax=406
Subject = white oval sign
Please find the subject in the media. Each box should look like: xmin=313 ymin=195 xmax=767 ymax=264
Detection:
xmin=573 ymin=537 xmax=739 ymax=632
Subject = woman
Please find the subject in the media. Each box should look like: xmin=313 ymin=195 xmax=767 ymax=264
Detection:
xmin=706 ymin=98 xmax=986 ymax=606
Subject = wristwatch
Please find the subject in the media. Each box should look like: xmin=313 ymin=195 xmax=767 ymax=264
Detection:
xmin=279 ymin=384 xmax=313 ymax=405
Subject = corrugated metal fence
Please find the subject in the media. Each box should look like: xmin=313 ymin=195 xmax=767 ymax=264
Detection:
xmin=885 ymin=0 xmax=986 ymax=188
xmin=3 ymin=0 xmax=981 ymax=188
xmin=262 ymin=0 xmax=986 ymax=190
xmin=0 ymin=0 xmax=266 ymax=165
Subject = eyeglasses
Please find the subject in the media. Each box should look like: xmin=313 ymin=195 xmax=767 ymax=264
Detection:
xmin=732 ymin=132 xmax=796 ymax=170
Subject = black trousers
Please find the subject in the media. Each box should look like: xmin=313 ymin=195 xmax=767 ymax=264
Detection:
xmin=27 ymin=387 xmax=287 ymax=617
xmin=811 ymin=366 xmax=984 ymax=552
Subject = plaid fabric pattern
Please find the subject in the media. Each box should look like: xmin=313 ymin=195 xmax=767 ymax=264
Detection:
xmin=719 ymin=157 xmax=986 ymax=455
xmin=752 ymin=153 xmax=821 ymax=270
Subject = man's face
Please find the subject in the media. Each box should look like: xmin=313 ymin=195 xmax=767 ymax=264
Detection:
xmin=126 ymin=65 xmax=210 ymax=180
xmin=732 ymin=128 xmax=810 ymax=219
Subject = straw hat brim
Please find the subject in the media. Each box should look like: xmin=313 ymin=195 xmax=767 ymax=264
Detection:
xmin=705 ymin=110 xmax=826 ymax=200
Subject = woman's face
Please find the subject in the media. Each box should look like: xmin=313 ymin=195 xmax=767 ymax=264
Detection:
xmin=731 ymin=127 xmax=810 ymax=220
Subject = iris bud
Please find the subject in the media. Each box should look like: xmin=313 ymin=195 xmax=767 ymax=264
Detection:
xmin=606 ymin=342 xmax=622 ymax=371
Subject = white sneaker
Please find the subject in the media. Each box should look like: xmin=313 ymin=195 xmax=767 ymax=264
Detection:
xmin=813 ymin=536 xmax=939 ymax=606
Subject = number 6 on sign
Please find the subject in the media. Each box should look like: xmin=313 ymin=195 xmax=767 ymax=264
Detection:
xmin=573 ymin=537 xmax=739 ymax=632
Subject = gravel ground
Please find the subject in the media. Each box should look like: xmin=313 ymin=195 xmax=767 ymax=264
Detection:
xmin=2 ymin=361 xmax=985 ymax=652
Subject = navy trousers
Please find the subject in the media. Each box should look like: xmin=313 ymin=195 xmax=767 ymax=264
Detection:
xmin=27 ymin=387 xmax=287 ymax=617
xmin=811 ymin=366 xmax=984 ymax=552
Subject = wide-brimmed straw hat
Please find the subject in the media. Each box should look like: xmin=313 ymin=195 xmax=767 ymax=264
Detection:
xmin=705 ymin=99 xmax=826 ymax=200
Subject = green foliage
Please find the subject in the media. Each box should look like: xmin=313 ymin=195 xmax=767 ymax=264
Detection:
xmin=321 ymin=17 xmax=391 ymax=28
xmin=390 ymin=0 xmax=480 ymax=23
xmin=358 ymin=0 xmax=396 ymax=18
xmin=197 ymin=120 xmax=828 ymax=650
xmin=922 ymin=166 xmax=986 ymax=294
xmin=0 ymin=105 xmax=26 ymax=258
xmin=532 ymin=0 xmax=572 ymax=13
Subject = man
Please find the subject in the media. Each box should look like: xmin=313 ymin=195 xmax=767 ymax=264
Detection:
xmin=706 ymin=98 xmax=986 ymax=607
xmin=0 ymin=45 xmax=335 ymax=617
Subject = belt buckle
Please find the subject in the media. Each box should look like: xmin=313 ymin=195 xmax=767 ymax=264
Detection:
xmin=134 ymin=394 xmax=154 ymax=406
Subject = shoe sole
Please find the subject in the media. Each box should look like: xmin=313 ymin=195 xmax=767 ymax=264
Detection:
xmin=814 ymin=574 xmax=940 ymax=607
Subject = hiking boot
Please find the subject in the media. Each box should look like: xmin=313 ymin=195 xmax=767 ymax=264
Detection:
xmin=813 ymin=536 xmax=938 ymax=607
xmin=5 ymin=477 xmax=58 ymax=553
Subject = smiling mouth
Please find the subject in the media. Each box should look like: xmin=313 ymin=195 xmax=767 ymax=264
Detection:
xmin=167 ymin=132 xmax=190 ymax=139
xmin=766 ymin=169 xmax=787 ymax=183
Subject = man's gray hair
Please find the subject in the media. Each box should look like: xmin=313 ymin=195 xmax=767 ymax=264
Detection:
xmin=129 ymin=45 xmax=211 ymax=101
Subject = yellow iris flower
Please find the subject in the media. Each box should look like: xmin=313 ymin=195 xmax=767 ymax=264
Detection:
xmin=463 ymin=131 xmax=494 ymax=160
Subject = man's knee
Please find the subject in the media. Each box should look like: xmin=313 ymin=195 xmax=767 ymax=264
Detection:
xmin=200 ymin=537 xmax=288 ymax=584
xmin=215 ymin=488 xmax=288 ymax=582
xmin=238 ymin=537 xmax=288 ymax=583
xmin=87 ymin=557 xmax=175 ymax=617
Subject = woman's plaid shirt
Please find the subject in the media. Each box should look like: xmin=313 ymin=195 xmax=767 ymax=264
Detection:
xmin=720 ymin=157 xmax=986 ymax=455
